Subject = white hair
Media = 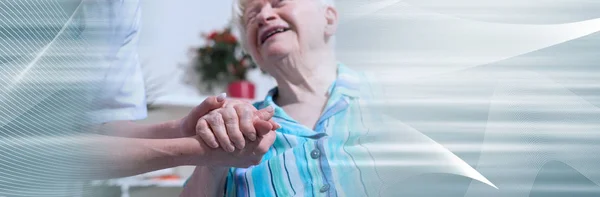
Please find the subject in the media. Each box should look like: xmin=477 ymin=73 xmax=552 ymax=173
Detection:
xmin=231 ymin=0 xmax=336 ymax=53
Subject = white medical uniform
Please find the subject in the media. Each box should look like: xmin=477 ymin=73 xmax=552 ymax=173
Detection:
xmin=81 ymin=0 xmax=147 ymax=124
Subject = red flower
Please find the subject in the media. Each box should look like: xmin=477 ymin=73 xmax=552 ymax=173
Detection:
xmin=208 ymin=31 xmax=219 ymax=40
xmin=223 ymin=33 xmax=237 ymax=44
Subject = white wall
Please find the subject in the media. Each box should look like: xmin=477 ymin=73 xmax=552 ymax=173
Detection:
xmin=137 ymin=0 xmax=275 ymax=105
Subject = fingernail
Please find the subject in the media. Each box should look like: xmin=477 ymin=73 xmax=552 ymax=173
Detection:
xmin=265 ymin=105 xmax=274 ymax=112
xmin=249 ymin=134 xmax=256 ymax=141
xmin=211 ymin=142 xmax=219 ymax=148
xmin=227 ymin=145 xmax=235 ymax=152
xmin=217 ymin=93 xmax=227 ymax=102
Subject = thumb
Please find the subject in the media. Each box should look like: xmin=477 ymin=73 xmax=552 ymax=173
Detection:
xmin=189 ymin=93 xmax=226 ymax=119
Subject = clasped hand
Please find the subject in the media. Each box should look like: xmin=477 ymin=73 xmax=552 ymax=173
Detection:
xmin=181 ymin=96 xmax=280 ymax=168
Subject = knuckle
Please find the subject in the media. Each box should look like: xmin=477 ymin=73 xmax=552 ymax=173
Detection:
xmin=208 ymin=113 xmax=224 ymax=125
xmin=243 ymin=106 xmax=255 ymax=115
xmin=196 ymin=126 xmax=208 ymax=135
xmin=223 ymin=115 xmax=237 ymax=124
xmin=194 ymin=120 xmax=206 ymax=131
xmin=233 ymin=104 xmax=244 ymax=111
xmin=223 ymin=108 xmax=238 ymax=122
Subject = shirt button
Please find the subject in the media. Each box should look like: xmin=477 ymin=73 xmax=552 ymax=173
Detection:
xmin=310 ymin=149 xmax=321 ymax=159
xmin=319 ymin=184 xmax=330 ymax=193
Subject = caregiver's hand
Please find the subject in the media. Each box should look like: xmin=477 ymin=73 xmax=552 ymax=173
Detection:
xmin=198 ymin=99 xmax=280 ymax=152
xmin=178 ymin=94 xmax=227 ymax=138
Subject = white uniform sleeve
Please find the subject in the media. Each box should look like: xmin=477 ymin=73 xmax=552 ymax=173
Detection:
xmin=85 ymin=0 xmax=147 ymax=124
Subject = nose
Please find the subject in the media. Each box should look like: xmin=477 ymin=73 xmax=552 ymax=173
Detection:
xmin=256 ymin=5 xmax=277 ymax=28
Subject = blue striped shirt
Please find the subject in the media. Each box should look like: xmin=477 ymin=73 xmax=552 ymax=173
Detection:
xmin=224 ymin=63 xmax=384 ymax=196
xmin=222 ymin=63 xmax=496 ymax=196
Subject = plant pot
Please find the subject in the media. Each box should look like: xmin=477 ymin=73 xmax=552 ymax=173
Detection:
xmin=227 ymin=80 xmax=255 ymax=99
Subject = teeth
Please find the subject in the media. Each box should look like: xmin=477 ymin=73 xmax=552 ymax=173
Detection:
xmin=262 ymin=28 xmax=288 ymax=43
xmin=268 ymin=29 xmax=283 ymax=36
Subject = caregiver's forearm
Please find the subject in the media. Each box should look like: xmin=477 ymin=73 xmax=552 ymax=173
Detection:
xmin=16 ymin=134 xmax=209 ymax=180
xmin=99 ymin=120 xmax=185 ymax=139
xmin=98 ymin=95 xmax=226 ymax=139
xmin=180 ymin=166 xmax=229 ymax=197
xmin=88 ymin=135 xmax=207 ymax=179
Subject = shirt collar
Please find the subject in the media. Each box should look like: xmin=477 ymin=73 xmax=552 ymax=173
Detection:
xmin=258 ymin=62 xmax=362 ymax=110
xmin=255 ymin=63 xmax=363 ymax=138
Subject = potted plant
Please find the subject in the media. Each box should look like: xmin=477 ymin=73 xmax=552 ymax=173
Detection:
xmin=193 ymin=26 xmax=258 ymax=99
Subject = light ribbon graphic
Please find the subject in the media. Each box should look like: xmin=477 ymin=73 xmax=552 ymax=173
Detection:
xmin=349 ymin=114 xmax=499 ymax=190
xmin=333 ymin=0 xmax=600 ymax=196
xmin=0 ymin=1 xmax=83 ymax=128
xmin=335 ymin=1 xmax=600 ymax=81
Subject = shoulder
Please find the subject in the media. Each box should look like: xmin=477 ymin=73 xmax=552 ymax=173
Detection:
xmin=337 ymin=62 xmax=384 ymax=98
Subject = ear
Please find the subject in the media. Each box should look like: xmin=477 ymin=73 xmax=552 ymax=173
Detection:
xmin=324 ymin=6 xmax=338 ymax=37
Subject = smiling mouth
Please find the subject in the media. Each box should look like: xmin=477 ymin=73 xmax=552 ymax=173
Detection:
xmin=260 ymin=27 xmax=291 ymax=45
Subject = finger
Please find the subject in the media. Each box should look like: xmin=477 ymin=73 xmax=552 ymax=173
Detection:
xmin=222 ymin=107 xmax=245 ymax=150
xmin=254 ymin=120 xmax=273 ymax=136
xmin=196 ymin=118 xmax=219 ymax=148
xmin=235 ymin=104 xmax=257 ymax=141
xmin=206 ymin=111 xmax=235 ymax=152
xmin=268 ymin=119 xmax=281 ymax=130
xmin=188 ymin=95 xmax=226 ymax=120
xmin=253 ymin=106 xmax=275 ymax=121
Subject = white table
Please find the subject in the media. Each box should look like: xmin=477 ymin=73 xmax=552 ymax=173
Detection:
xmin=90 ymin=176 xmax=185 ymax=197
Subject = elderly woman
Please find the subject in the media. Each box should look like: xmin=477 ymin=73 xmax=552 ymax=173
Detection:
xmin=181 ymin=0 xmax=497 ymax=196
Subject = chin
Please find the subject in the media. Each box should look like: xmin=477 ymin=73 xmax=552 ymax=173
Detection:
xmin=262 ymin=43 xmax=293 ymax=59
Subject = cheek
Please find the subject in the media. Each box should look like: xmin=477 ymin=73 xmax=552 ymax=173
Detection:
xmin=244 ymin=29 xmax=259 ymax=53
xmin=281 ymin=7 xmax=321 ymax=42
xmin=245 ymin=28 xmax=257 ymax=48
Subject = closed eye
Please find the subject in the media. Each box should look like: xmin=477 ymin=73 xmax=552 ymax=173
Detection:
xmin=272 ymin=0 xmax=287 ymax=7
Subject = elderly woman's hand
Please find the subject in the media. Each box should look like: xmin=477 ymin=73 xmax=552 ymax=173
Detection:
xmin=197 ymin=99 xmax=280 ymax=152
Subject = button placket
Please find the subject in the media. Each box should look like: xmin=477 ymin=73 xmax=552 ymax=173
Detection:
xmin=314 ymin=138 xmax=336 ymax=196
xmin=309 ymin=99 xmax=348 ymax=196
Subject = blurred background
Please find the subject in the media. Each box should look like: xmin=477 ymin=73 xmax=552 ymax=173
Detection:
xmin=2 ymin=0 xmax=600 ymax=196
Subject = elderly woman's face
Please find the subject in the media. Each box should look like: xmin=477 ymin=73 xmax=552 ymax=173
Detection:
xmin=242 ymin=0 xmax=335 ymax=67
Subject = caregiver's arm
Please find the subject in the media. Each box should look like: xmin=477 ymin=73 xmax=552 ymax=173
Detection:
xmin=98 ymin=95 xmax=226 ymax=139
xmin=70 ymin=108 xmax=277 ymax=180
xmin=0 ymin=131 xmax=214 ymax=180
xmin=75 ymin=134 xmax=210 ymax=179
xmin=87 ymin=97 xmax=277 ymax=179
